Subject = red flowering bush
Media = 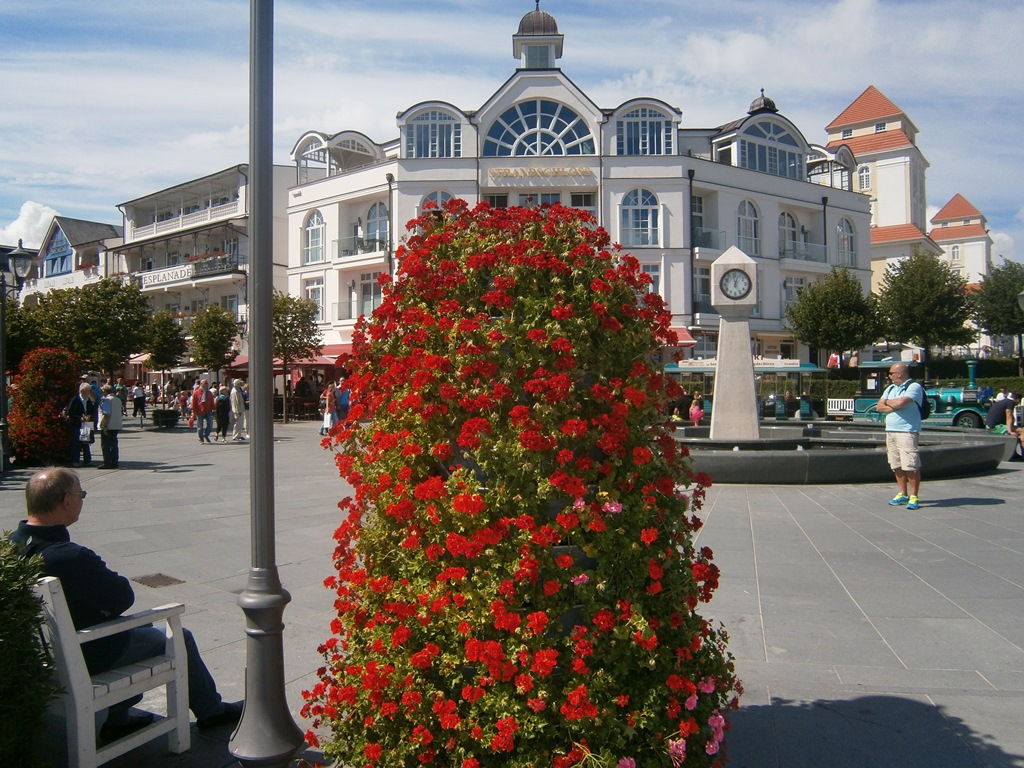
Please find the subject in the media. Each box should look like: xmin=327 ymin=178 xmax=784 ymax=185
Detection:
xmin=8 ymin=347 xmax=80 ymax=467
xmin=303 ymin=201 xmax=740 ymax=768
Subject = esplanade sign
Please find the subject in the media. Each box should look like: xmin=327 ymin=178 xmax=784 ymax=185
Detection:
xmin=487 ymin=167 xmax=592 ymax=178
xmin=139 ymin=265 xmax=192 ymax=289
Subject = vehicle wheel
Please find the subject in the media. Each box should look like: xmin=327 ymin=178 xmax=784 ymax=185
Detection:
xmin=954 ymin=411 xmax=983 ymax=429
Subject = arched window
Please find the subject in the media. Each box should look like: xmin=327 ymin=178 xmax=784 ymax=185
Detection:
xmin=366 ymin=202 xmax=388 ymax=250
xmin=737 ymin=201 xmax=760 ymax=256
xmin=836 ymin=218 xmax=855 ymax=267
xmin=778 ymin=212 xmax=799 ymax=258
xmin=405 ymin=110 xmax=461 ymax=158
xmin=304 ymin=210 xmax=325 ymax=264
xmin=738 ymin=120 xmax=805 ymax=179
xmin=421 ymin=191 xmax=453 ymax=211
xmin=620 ymin=189 xmax=660 ymax=247
xmin=616 ymin=107 xmax=673 ymax=156
xmin=483 ymin=99 xmax=595 ymax=157
xmin=951 ymin=244 xmax=960 ymax=261
xmin=858 ymin=165 xmax=871 ymax=191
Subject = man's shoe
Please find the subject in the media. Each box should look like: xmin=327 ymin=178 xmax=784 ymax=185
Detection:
xmin=99 ymin=712 xmax=155 ymax=744
xmin=906 ymin=496 xmax=920 ymax=510
xmin=889 ymin=494 xmax=909 ymax=506
xmin=197 ymin=701 xmax=243 ymax=730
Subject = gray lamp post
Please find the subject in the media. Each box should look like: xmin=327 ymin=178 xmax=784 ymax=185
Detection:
xmin=1 ymin=240 xmax=34 ymax=473
xmin=228 ymin=1 xmax=304 ymax=766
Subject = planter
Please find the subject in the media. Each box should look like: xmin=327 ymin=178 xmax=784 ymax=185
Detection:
xmin=151 ymin=409 xmax=180 ymax=429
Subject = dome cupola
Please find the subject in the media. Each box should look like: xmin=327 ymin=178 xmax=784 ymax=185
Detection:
xmin=513 ymin=2 xmax=564 ymax=68
xmin=748 ymin=88 xmax=779 ymax=115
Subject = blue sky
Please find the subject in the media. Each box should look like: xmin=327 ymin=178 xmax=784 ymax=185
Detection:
xmin=1 ymin=0 xmax=1021 ymax=261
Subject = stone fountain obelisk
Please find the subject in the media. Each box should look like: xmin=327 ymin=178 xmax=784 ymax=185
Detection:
xmin=709 ymin=247 xmax=760 ymax=440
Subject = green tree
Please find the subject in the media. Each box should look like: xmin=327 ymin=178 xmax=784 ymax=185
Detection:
xmin=2 ymin=300 xmax=42 ymax=374
xmin=784 ymin=266 xmax=881 ymax=363
xmin=29 ymin=279 xmax=149 ymax=379
xmin=972 ymin=258 xmax=1024 ymax=376
xmin=144 ymin=311 xmax=189 ymax=383
xmin=272 ymin=290 xmax=323 ymax=423
xmin=876 ymin=250 xmax=975 ymax=378
xmin=188 ymin=306 xmax=239 ymax=378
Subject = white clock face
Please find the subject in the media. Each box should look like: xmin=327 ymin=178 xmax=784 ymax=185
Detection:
xmin=720 ymin=268 xmax=752 ymax=300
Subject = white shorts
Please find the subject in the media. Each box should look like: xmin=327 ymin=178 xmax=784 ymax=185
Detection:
xmin=886 ymin=431 xmax=920 ymax=472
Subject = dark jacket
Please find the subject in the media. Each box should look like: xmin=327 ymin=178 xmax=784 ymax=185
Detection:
xmin=66 ymin=393 xmax=98 ymax=430
xmin=11 ymin=521 xmax=135 ymax=673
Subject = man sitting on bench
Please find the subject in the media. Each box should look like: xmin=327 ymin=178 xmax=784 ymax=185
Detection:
xmin=11 ymin=467 xmax=243 ymax=744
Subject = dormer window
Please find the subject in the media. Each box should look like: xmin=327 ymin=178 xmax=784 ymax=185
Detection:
xmin=842 ymin=128 xmax=853 ymax=139
xmin=874 ymin=122 xmax=886 ymax=133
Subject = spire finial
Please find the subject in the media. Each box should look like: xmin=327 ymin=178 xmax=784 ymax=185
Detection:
xmin=535 ymin=0 xmax=540 ymax=10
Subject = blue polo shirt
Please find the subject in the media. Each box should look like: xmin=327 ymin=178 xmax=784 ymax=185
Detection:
xmin=883 ymin=380 xmax=924 ymax=433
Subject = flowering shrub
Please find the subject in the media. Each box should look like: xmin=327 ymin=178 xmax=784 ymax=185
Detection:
xmin=303 ymin=201 xmax=740 ymax=768
xmin=8 ymin=347 xmax=80 ymax=466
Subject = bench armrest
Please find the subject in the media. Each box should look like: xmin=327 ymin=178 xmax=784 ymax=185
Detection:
xmin=74 ymin=603 xmax=186 ymax=644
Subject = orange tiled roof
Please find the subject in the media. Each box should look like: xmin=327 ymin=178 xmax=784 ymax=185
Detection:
xmin=931 ymin=193 xmax=983 ymax=223
xmin=870 ymin=224 xmax=930 ymax=245
xmin=827 ymin=86 xmax=903 ymax=130
xmin=929 ymin=223 xmax=989 ymax=242
xmin=826 ymin=130 xmax=913 ymax=155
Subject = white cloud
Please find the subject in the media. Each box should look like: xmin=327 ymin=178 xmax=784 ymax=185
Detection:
xmin=0 ymin=201 xmax=59 ymax=249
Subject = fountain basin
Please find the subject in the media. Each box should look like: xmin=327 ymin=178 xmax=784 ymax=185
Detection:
xmin=678 ymin=423 xmax=1017 ymax=484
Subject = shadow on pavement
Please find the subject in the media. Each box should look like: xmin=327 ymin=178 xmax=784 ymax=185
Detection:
xmin=727 ymin=694 xmax=1019 ymax=768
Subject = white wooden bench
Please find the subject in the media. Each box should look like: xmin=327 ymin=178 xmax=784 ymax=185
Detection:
xmin=34 ymin=576 xmax=191 ymax=768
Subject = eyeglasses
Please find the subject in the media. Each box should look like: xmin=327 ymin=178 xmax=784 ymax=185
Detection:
xmin=68 ymin=489 xmax=87 ymax=499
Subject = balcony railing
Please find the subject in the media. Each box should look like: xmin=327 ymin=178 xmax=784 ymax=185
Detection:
xmin=192 ymin=252 xmax=243 ymax=277
xmin=129 ymin=200 xmax=240 ymax=240
xmin=333 ymin=236 xmax=387 ymax=259
xmin=332 ymin=297 xmax=383 ymax=322
xmin=779 ymin=242 xmax=828 ymax=264
xmin=692 ymin=227 xmax=726 ymax=250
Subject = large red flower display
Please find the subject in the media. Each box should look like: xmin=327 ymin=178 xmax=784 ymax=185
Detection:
xmin=303 ymin=200 xmax=740 ymax=768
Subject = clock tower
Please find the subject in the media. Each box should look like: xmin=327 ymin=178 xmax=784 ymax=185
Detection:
xmin=709 ymin=247 xmax=760 ymax=440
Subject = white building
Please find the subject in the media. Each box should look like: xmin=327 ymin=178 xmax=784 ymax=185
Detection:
xmin=928 ymin=193 xmax=992 ymax=284
xmin=111 ymin=164 xmax=293 ymax=362
xmin=285 ymin=7 xmax=871 ymax=364
xmin=20 ymin=217 xmax=124 ymax=302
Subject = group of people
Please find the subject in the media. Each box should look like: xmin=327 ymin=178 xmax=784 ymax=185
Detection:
xmin=318 ymin=377 xmax=351 ymax=436
xmin=668 ymin=389 xmax=705 ymax=427
xmin=189 ymin=378 xmax=249 ymax=444
xmin=64 ymin=376 xmax=125 ymax=470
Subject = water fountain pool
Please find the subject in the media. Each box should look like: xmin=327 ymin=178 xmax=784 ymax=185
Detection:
xmin=678 ymin=423 xmax=1016 ymax=484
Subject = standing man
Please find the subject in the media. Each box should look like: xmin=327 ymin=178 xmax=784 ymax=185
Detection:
xmin=97 ymin=384 xmax=123 ymax=469
xmin=191 ymin=379 xmax=216 ymax=444
xmin=230 ymin=378 xmax=248 ymax=441
xmin=877 ymin=362 xmax=925 ymax=510
xmin=131 ymin=381 xmax=147 ymax=418
xmin=10 ymin=468 xmax=242 ymax=742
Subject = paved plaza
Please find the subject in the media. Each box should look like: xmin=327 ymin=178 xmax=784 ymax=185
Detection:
xmin=1 ymin=420 xmax=1022 ymax=767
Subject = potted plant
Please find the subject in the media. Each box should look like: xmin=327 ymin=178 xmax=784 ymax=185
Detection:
xmin=0 ymin=535 xmax=57 ymax=767
xmin=303 ymin=201 xmax=740 ymax=767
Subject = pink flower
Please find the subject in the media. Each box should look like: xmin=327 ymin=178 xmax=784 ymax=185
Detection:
xmin=617 ymin=759 xmax=636 ymax=768
xmin=570 ymin=574 xmax=589 ymax=586
xmin=705 ymin=740 xmax=720 ymax=755
xmin=572 ymin=497 xmax=586 ymax=511
xmin=602 ymin=500 xmax=623 ymax=514
xmin=685 ymin=694 xmax=697 ymax=710
xmin=698 ymin=677 xmax=716 ymax=694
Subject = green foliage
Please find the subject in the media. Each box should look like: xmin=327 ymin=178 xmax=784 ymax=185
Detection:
xmin=876 ymin=250 xmax=975 ymax=372
xmin=272 ymin=290 xmax=323 ymax=367
xmin=188 ymin=305 xmax=240 ymax=374
xmin=0 ymin=534 xmax=57 ymax=767
xmin=972 ymin=259 xmax=1024 ymax=338
xmin=272 ymin=291 xmax=323 ymax=423
xmin=8 ymin=347 xmax=80 ymax=466
xmin=29 ymin=279 xmax=149 ymax=379
xmin=784 ymin=267 xmax=880 ymax=355
xmin=2 ymin=300 xmax=41 ymax=374
xmin=145 ymin=311 xmax=188 ymax=375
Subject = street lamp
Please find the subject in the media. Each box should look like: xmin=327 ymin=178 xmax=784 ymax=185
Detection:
xmin=1 ymin=240 xmax=34 ymax=472
xmin=1017 ymin=289 xmax=1024 ymax=312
